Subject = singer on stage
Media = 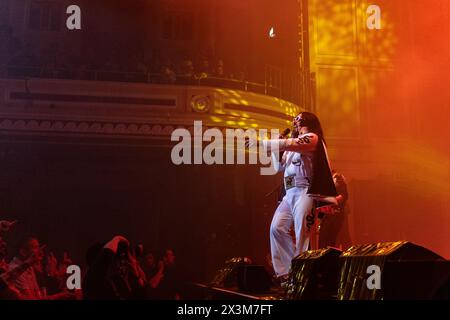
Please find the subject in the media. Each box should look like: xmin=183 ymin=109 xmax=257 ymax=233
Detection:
xmin=263 ymin=112 xmax=337 ymax=284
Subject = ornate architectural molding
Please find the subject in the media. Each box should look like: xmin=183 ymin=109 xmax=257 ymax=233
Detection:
xmin=0 ymin=118 xmax=178 ymax=137
xmin=0 ymin=78 xmax=301 ymax=139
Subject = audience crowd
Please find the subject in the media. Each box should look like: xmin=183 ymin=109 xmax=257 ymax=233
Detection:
xmin=0 ymin=23 xmax=246 ymax=85
xmin=0 ymin=24 xmax=297 ymax=101
xmin=0 ymin=220 xmax=182 ymax=300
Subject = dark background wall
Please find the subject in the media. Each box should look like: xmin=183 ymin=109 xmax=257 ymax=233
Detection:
xmin=0 ymin=138 xmax=280 ymax=282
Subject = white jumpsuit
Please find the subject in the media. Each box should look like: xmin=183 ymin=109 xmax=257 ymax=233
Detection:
xmin=266 ymin=133 xmax=318 ymax=277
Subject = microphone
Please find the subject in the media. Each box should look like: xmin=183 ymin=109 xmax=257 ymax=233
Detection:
xmin=279 ymin=128 xmax=291 ymax=139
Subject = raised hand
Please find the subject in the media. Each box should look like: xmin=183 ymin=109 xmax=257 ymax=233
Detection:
xmin=127 ymin=249 xmax=139 ymax=275
xmin=61 ymin=251 xmax=73 ymax=266
xmin=58 ymin=251 xmax=73 ymax=277
xmin=46 ymin=252 xmax=58 ymax=277
xmin=104 ymin=235 xmax=129 ymax=253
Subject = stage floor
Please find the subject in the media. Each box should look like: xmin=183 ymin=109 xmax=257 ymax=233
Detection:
xmin=189 ymin=283 xmax=285 ymax=300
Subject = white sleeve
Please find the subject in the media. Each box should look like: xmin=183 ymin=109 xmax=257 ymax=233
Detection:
xmin=262 ymin=133 xmax=318 ymax=153
xmin=271 ymin=151 xmax=286 ymax=173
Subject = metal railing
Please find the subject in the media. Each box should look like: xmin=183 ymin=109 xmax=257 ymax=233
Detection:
xmin=1 ymin=65 xmax=301 ymax=105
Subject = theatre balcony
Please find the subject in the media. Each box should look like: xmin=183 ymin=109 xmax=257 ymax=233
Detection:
xmin=0 ymin=68 xmax=301 ymax=143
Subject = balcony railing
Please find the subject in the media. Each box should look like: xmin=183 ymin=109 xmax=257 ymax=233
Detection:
xmin=1 ymin=65 xmax=301 ymax=106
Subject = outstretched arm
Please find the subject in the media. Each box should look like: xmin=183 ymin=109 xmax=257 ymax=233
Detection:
xmin=263 ymin=133 xmax=318 ymax=153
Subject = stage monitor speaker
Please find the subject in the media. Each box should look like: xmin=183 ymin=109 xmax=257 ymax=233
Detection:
xmin=210 ymin=257 xmax=252 ymax=288
xmin=287 ymin=247 xmax=342 ymax=300
xmin=337 ymin=241 xmax=445 ymax=300
xmin=383 ymin=260 xmax=450 ymax=299
xmin=236 ymin=265 xmax=272 ymax=293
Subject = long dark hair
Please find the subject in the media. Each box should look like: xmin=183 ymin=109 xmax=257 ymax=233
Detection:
xmin=293 ymin=111 xmax=326 ymax=144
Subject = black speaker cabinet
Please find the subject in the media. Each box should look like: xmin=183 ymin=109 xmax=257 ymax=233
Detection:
xmin=337 ymin=241 xmax=446 ymax=300
xmin=210 ymin=257 xmax=252 ymax=288
xmin=383 ymin=260 xmax=450 ymax=299
xmin=236 ymin=265 xmax=272 ymax=293
xmin=287 ymin=247 xmax=342 ymax=300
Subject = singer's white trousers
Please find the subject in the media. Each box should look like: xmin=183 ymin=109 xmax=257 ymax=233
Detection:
xmin=270 ymin=186 xmax=315 ymax=277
